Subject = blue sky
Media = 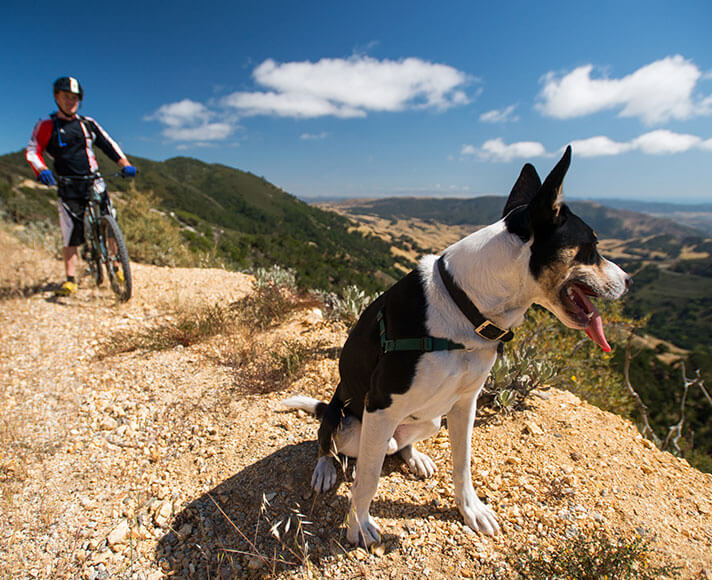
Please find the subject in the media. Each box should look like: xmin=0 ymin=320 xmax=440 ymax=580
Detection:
xmin=3 ymin=0 xmax=712 ymax=202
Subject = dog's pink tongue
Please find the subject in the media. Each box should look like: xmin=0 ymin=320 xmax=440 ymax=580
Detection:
xmin=571 ymin=284 xmax=611 ymax=352
xmin=585 ymin=311 xmax=611 ymax=352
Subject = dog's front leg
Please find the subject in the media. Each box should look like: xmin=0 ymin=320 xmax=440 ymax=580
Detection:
xmin=447 ymin=394 xmax=500 ymax=536
xmin=346 ymin=409 xmax=396 ymax=546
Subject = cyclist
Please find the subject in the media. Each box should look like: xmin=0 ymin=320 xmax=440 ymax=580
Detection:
xmin=25 ymin=76 xmax=137 ymax=296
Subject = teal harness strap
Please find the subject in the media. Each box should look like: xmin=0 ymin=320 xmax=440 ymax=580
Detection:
xmin=377 ymin=309 xmax=465 ymax=353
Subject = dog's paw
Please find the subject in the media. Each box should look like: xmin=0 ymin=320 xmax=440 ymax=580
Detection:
xmin=311 ymin=456 xmax=337 ymax=493
xmin=400 ymin=446 xmax=436 ymax=478
xmin=456 ymin=493 xmax=500 ymax=536
xmin=346 ymin=510 xmax=381 ymax=547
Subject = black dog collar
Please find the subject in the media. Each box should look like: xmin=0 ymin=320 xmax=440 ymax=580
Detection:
xmin=436 ymin=256 xmax=514 ymax=343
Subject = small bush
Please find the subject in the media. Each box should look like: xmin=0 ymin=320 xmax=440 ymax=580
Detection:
xmin=253 ymin=265 xmax=297 ymax=291
xmin=116 ymin=190 xmax=197 ymax=267
xmin=510 ymin=527 xmax=680 ymax=579
xmin=480 ymin=316 xmax=573 ymax=412
xmin=271 ymin=340 xmax=311 ymax=378
xmin=480 ymin=303 xmax=636 ymax=417
xmin=101 ymin=265 xmax=305 ymax=357
xmin=319 ymin=284 xmax=378 ymax=326
xmin=236 ymin=285 xmax=295 ymax=332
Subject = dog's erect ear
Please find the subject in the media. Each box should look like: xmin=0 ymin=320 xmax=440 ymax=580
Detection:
xmin=530 ymin=145 xmax=571 ymax=226
xmin=501 ymin=163 xmax=541 ymax=218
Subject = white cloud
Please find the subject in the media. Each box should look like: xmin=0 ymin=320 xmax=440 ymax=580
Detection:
xmin=479 ymin=104 xmax=519 ymax=123
xmin=147 ymin=55 xmax=471 ymax=143
xmin=464 ymin=130 xmax=712 ymax=162
xmin=162 ymin=122 xmax=235 ymax=142
xmin=462 ymin=138 xmax=547 ymax=162
xmin=574 ymin=130 xmax=705 ymax=156
xmin=146 ymin=99 xmax=213 ymax=127
xmin=631 ymin=129 xmax=701 ymax=154
xmin=573 ymin=131 xmax=707 ymax=157
xmin=223 ymin=91 xmax=365 ymax=119
xmin=223 ymin=56 xmax=472 ymax=119
xmin=300 ymin=131 xmax=330 ymax=140
xmin=537 ymin=55 xmax=711 ymax=124
xmin=146 ymin=99 xmax=237 ymax=143
xmin=569 ymin=136 xmax=633 ymax=157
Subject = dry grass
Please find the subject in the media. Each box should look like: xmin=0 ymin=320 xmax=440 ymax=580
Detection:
xmin=0 ymin=226 xmax=59 ymax=299
xmin=100 ymin=280 xmax=314 ymax=357
xmin=99 ymin=277 xmax=331 ymax=399
xmin=100 ymin=302 xmax=237 ymax=356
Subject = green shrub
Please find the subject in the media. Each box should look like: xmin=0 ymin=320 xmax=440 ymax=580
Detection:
xmin=319 ymin=284 xmax=378 ymax=326
xmin=115 ymin=190 xmax=197 ymax=267
xmin=510 ymin=527 xmax=680 ymax=579
xmin=253 ymin=265 xmax=297 ymax=291
xmin=481 ymin=302 xmax=636 ymax=417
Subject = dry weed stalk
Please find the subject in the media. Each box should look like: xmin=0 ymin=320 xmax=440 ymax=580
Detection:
xmin=208 ymin=491 xmax=318 ymax=574
xmin=623 ymin=326 xmax=710 ymax=456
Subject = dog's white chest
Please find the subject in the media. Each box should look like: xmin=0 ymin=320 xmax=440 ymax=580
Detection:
xmin=395 ymin=349 xmax=497 ymax=421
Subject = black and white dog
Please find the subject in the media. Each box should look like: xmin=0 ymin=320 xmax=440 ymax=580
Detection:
xmin=282 ymin=147 xmax=630 ymax=546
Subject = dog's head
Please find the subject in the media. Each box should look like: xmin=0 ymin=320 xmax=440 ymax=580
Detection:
xmin=502 ymin=146 xmax=631 ymax=351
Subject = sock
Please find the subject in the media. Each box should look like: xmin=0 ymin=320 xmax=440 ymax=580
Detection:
xmin=67 ymin=276 xmax=76 ymax=284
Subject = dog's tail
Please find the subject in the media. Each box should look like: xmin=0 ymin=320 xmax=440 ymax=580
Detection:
xmin=280 ymin=395 xmax=328 ymax=419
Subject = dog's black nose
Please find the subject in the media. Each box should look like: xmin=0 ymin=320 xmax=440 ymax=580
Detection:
xmin=625 ymin=275 xmax=633 ymax=292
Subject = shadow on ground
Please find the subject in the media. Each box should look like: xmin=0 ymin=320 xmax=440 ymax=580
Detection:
xmin=156 ymin=441 xmax=461 ymax=578
xmin=0 ymin=280 xmax=56 ymax=301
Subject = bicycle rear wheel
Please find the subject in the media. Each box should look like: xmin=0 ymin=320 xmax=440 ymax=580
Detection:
xmin=99 ymin=215 xmax=132 ymax=301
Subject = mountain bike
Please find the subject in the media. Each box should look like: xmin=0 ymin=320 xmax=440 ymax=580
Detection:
xmin=57 ymin=172 xmax=132 ymax=301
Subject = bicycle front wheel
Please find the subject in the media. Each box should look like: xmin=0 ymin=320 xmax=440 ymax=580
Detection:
xmin=100 ymin=215 xmax=132 ymax=301
xmin=83 ymin=214 xmax=104 ymax=287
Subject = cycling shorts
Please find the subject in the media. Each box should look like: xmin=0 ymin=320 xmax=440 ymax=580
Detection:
xmin=58 ymin=197 xmax=88 ymax=247
xmin=57 ymin=187 xmax=113 ymax=248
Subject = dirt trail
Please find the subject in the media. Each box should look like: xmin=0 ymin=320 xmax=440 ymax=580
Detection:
xmin=1 ymin=232 xmax=711 ymax=579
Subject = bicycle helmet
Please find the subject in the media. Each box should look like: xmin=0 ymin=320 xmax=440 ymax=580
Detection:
xmin=53 ymin=76 xmax=83 ymax=100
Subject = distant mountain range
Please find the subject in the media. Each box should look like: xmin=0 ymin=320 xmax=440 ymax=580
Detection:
xmin=326 ymin=195 xmax=709 ymax=239
xmin=595 ymin=198 xmax=712 ymax=235
xmin=306 ymin=194 xmax=712 ymax=236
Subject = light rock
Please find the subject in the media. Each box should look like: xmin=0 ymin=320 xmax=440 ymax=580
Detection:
xmin=524 ymin=421 xmax=544 ymax=436
xmin=302 ymin=308 xmax=324 ymax=326
xmin=107 ymin=520 xmax=130 ymax=547
xmin=99 ymin=416 xmax=118 ymax=431
xmin=154 ymin=500 xmax=173 ymax=528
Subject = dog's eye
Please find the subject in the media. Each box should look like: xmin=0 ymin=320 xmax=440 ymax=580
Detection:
xmin=575 ymin=243 xmax=600 ymax=265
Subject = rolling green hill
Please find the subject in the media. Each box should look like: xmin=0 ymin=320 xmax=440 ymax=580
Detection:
xmin=0 ymin=151 xmax=407 ymax=293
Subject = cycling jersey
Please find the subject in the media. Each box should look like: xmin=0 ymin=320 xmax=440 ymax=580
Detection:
xmin=26 ymin=114 xmax=127 ymax=180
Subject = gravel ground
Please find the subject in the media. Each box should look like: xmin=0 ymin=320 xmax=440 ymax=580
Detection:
xmin=1 ymin=230 xmax=711 ymax=579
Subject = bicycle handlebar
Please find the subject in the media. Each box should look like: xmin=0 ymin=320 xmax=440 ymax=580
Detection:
xmin=55 ymin=171 xmax=123 ymax=185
